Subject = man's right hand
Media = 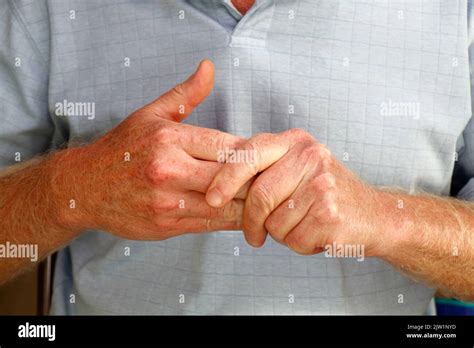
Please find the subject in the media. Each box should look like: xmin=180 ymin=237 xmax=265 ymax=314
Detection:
xmin=54 ymin=60 xmax=247 ymax=240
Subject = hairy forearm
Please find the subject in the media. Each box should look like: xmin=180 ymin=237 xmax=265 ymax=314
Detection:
xmin=374 ymin=189 xmax=474 ymax=301
xmin=0 ymin=151 xmax=82 ymax=284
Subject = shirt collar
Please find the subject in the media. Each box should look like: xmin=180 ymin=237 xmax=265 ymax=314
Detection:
xmin=222 ymin=0 xmax=244 ymax=20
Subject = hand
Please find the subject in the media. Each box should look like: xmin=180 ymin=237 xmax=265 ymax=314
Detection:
xmin=205 ymin=129 xmax=382 ymax=255
xmin=55 ymin=60 xmax=249 ymax=240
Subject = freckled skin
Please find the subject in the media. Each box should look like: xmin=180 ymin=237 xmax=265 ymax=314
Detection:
xmin=1 ymin=57 xmax=474 ymax=300
xmin=63 ymin=60 xmax=250 ymax=240
xmin=0 ymin=60 xmax=250 ymax=284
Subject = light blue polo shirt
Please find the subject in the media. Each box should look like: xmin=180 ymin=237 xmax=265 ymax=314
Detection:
xmin=1 ymin=0 xmax=474 ymax=314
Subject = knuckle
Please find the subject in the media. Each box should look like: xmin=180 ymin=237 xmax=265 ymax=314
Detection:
xmin=145 ymin=162 xmax=162 ymax=185
xmin=249 ymin=182 xmax=274 ymax=211
xmin=214 ymin=134 xmax=228 ymax=161
xmin=286 ymin=128 xmax=313 ymax=141
xmin=264 ymin=215 xmax=277 ymax=234
xmin=311 ymin=199 xmax=339 ymax=224
xmin=259 ymin=132 xmax=277 ymax=143
xmin=151 ymin=215 xmax=168 ymax=231
xmin=323 ymin=173 xmax=336 ymax=188
xmin=323 ymin=157 xmax=333 ymax=172
xmin=318 ymin=145 xmax=333 ymax=167
xmin=172 ymin=83 xmax=186 ymax=98
xmin=150 ymin=199 xmax=177 ymax=216
xmin=221 ymin=132 xmax=238 ymax=149
xmin=145 ymin=159 xmax=180 ymax=186
xmin=243 ymin=132 xmax=275 ymax=174
xmin=220 ymin=200 xmax=242 ymax=220
xmin=142 ymin=103 xmax=162 ymax=118
xmin=244 ymin=141 xmax=261 ymax=175
xmin=318 ymin=143 xmax=332 ymax=157
xmin=284 ymin=233 xmax=313 ymax=255
xmin=215 ymin=133 xmax=242 ymax=162
xmin=249 ymin=132 xmax=274 ymax=149
xmin=156 ymin=217 xmax=182 ymax=235
xmin=299 ymin=144 xmax=320 ymax=162
xmin=265 ymin=216 xmax=286 ymax=243
xmin=324 ymin=204 xmax=340 ymax=222
xmin=252 ymin=132 xmax=273 ymax=142
xmin=312 ymin=172 xmax=336 ymax=192
xmin=152 ymin=126 xmax=173 ymax=142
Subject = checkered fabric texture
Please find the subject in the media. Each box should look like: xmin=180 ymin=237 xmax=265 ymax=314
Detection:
xmin=1 ymin=0 xmax=473 ymax=314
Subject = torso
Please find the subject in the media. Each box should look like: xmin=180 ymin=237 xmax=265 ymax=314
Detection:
xmin=44 ymin=0 xmax=470 ymax=314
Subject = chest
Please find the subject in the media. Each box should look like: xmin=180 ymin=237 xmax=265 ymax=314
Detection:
xmin=48 ymin=0 xmax=471 ymax=191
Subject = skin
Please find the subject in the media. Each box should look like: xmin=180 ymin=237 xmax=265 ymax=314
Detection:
xmin=206 ymin=131 xmax=474 ymax=301
xmin=231 ymin=0 xmax=255 ymax=14
xmin=0 ymin=36 xmax=471 ymax=300
xmin=0 ymin=60 xmax=250 ymax=284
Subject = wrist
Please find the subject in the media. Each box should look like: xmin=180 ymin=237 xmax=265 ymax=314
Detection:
xmin=369 ymin=188 xmax=415 ymax=259
xmin=48 ymin=146 xmax=94 ymax=235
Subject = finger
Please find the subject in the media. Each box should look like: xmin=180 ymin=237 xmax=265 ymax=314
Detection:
xmin=242 ymin=146 xmax=310 ymax=247
xmin=129 ymin=218 xmax=242 ymax=240
xmin=175 ymin=218 xmax=243 ymax=234
xmin=235 ymin=179 xmax=253 ymax=200
xmin=265 ymin=195 xmax=315 ymax=245
xmin=283 ymin=211 xmax=324 ymax=255
xmin=284 ymin=194 xmax=339 ymax=255
xmin=179 ymin=158 xmax=252 ymax=198
xmin=179 ymin=124 xmax=246 ymax=161
xmin=146 ymin=59 xmax=215 ymax=122
xmin=265 ymin=172 xmax=336 ymax=243
xmin=206 ymin=132 xmax=291 ymax=208
xmin=173 ymin=191 xmax=245 ymax=221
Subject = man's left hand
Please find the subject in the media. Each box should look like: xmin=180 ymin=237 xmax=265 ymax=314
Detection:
xmin=206 ymin=129 xmax=384 ymax=256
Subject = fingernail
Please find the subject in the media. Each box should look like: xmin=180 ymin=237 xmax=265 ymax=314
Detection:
xmin=207 ymin=188 xmax=223 ymax=207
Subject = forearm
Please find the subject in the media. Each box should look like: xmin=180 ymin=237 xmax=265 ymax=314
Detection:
xmin=374 ymin=189 xmax=474 ymax=301
xmin=0 ymin=150 xmax=83 ymax=284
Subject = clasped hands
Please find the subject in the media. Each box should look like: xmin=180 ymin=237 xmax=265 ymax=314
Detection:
xmin=66 ymin=60 xmax=384 ymax=257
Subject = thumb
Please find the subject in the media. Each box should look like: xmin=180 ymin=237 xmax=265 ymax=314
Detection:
xmin=147 ymin=59 xmax=215 ymax=122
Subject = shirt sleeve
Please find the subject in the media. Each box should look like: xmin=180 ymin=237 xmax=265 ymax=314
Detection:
xmin=0 ymin=0 xmax=53 ymax=169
